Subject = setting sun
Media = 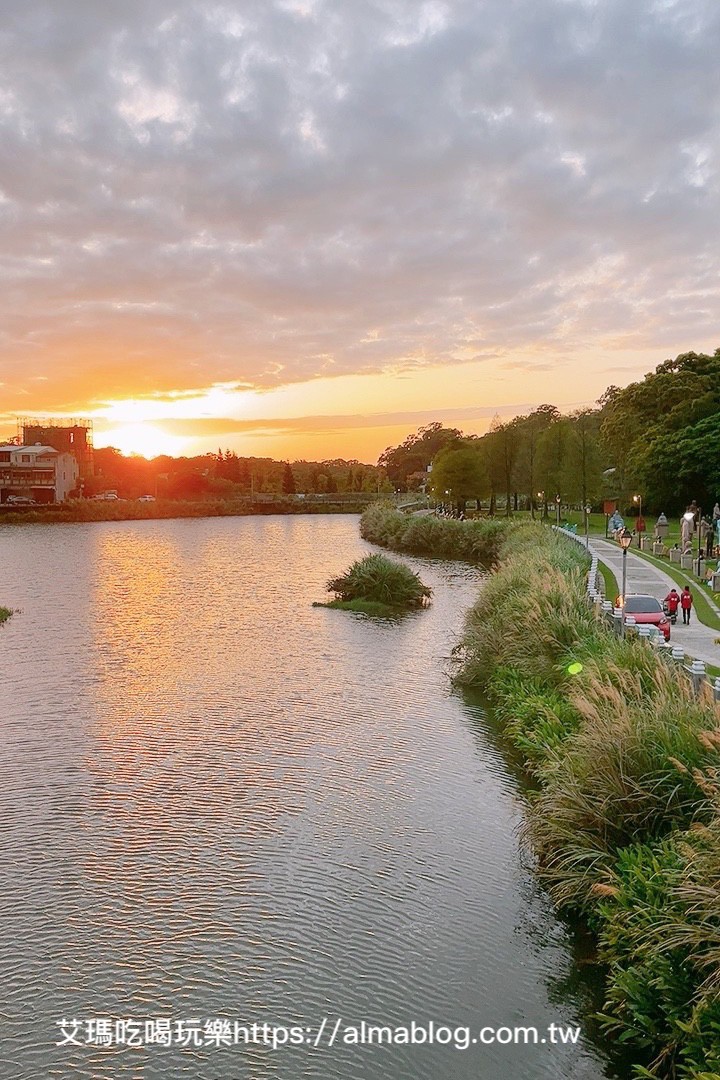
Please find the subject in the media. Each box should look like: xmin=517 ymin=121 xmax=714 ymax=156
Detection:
xmin=96 ymin=423 xmax=188 ymax=460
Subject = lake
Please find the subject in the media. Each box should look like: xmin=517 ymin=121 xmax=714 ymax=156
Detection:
xmin=0 ymin=515 xmax=624 ymax=1079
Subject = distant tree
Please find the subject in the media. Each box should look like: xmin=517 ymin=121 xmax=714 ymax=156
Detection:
xmin=282 ymin=462 xmax=296 ymax=495
xmin=513 ymin=405 xmax=559 ymax=517
xmin=429 ymin=444 xmax=488 ymax=510
xmin=378 ymin=422 xmax=462 ymax=488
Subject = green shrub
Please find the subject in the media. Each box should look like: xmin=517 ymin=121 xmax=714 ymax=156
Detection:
xmin=359 ymin=503 xmax=511 ymax=566
xmin=326 ymin=554 xmax=431 ymax=610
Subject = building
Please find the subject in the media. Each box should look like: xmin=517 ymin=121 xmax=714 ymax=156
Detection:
xmin=19 ymin=418 xmax=94 ymax=478
xmin=0 ymin=445 xmax=79 ymax=503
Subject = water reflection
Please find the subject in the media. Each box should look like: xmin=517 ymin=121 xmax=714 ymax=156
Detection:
xmin=0 ymin=516 xmax=626 ymax=1079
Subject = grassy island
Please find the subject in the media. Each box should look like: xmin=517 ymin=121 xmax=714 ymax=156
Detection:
xmin=316 ymin=553 xmax=431 ymax=617
xmin=0 ymin=607 xmax=12 ymax=624
xmin=361 ymin=505 xmax=720 ymax=1079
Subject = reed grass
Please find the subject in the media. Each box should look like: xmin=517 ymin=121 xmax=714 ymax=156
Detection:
xmin=455 ymin=523 xmax=720 ymax=1078
xmin=324 ymin=553 xmax=431 ymax=613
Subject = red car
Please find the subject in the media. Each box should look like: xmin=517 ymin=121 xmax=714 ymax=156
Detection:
xmin=622 ymin=594 xmax=671 ymax=641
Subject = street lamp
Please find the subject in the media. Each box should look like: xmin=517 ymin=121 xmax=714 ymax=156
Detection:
xmin=537 ymin=491 xmax=545 ymax=520
xmin=584 ymin=503 xmax=592 ymax=549
xmin=633 ymin=493 xmax=643 ymax=547
xmin=555 ymin=493 xmax=561 ymax=526
xmin=619 ymin=527 xmax=633 ymax=636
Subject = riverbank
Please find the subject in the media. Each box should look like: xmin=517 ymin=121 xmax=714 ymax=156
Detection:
xmin=360 ymin=505 xmax=720 ymax=1079
xmin=0 ymin=497 xmax=379 ymax=526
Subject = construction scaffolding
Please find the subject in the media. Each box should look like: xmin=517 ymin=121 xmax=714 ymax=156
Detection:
xmin=18 ymin=417 xmax=94 ymax=477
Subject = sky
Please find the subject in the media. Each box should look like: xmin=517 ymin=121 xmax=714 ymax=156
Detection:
xmin=0 ymin=0 xmax=718 ymax=462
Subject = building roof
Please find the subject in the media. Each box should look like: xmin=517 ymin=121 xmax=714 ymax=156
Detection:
xmin=0 ymin=444 xmax=58 ymax=455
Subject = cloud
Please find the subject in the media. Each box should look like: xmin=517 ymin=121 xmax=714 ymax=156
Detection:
xmin=0 ymin=0 xmax=718 ymax=413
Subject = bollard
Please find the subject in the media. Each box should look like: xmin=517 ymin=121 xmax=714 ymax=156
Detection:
xmin=671 ymin=646 xmax=685 ymax=663
xmin=638 ymin=626 xmax=651 ymax=640
xmin=689 ymin=659 xmax=706 ymax=696
xmin=612 ymin=608 xmax=623 ymax=636
xmin=714 ymin=677 xmax=720 ymax=703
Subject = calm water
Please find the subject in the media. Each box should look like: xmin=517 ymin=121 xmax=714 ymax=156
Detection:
xmin=1 ymin=516 xmax=619 ymax=1080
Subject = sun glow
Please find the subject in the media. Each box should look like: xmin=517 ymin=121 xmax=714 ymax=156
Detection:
xmin=96 ymin=422 xmax=188 ymax=459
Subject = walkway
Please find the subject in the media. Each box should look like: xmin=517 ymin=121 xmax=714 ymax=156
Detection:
xmin=591 ymin=537 xmax=720 ymax=667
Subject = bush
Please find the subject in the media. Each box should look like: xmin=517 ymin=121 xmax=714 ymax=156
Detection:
xmin=326 ymin=554 xmax=431 ymax=610
xmin=359 ymin=502 xmax=511 ymax=566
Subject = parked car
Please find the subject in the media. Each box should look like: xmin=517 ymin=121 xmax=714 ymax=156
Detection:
xmin=93 ymin=492 xmax=119 ymax=501
xmin=621 ymin=594 xmax=671 ymax=641
xmin=137 ymin=494 xmax=156 ymax=502
xmin=5 ymin=495 xmax=37 ymax=506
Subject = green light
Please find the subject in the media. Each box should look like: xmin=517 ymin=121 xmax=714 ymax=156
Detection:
xmin=567 ymin=662 xmax=583 ymax=675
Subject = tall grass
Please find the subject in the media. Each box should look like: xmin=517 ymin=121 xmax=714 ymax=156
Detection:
xmin=326 ymin=553 xmax=431 ymax=610
xmin=456 ymin=524 xmax=720 ymax=1079
xmin=360 ymin=502 xmax=511 ymax=566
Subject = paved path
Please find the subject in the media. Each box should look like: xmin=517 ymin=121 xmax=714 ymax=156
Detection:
xmin=591 ymin=537 xmax=720 ymax=666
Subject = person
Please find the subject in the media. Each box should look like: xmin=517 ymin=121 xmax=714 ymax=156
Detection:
xmin=713 ymin=502 xmax=720 ymax=524
xmin=608 ymin=510 xmax=624 ymax=539
xmin=701 ymin=516 xmax=714 ymax=556
xmin=680 ymin=585 xmax=693 ymax=625
xmin=664 ymin=588 xmax=680 ymax=619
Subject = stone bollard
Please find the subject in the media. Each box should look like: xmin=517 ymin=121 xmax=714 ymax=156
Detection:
xmin=612 ymin=607 xmax=623 ymax=636
xmin=689 ymin=659 xmax=706 ymax=696
xmin=714 ymin=677 xmax=720 ymax=703
xmin=638 ymin=626 xmax=651 ymax=640
xmin=653 ymin=542 xmax=665 ymax=556
xmin=671 ymin=646 xmax=685 ymax=663
xmin=681 ymin=553 xmax=694 ymax=570
xmin=670 ymin=549 xmax=682 ymax=564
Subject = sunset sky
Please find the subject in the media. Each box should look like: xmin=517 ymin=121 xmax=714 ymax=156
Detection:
xmin=1 ymin=0 xmax=718 ymax=462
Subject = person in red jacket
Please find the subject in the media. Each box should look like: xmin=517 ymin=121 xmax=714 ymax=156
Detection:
xmin=664 ymin=588 xmax=680 ymax=619
xmin=680 ymin=585 xmax=693 ymax=625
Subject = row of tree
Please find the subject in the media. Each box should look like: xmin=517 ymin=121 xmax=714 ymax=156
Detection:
xmin=88 ymin=448 xmax=392 ymax=501
xmin=378 ymin=349 xmax=720 ymax=515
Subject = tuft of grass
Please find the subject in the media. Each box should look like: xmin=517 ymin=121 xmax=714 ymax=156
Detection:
xmin=324 ymin=553 xmax=431 ymax=612
xmin=0 ymin=606 xmax=13 ymax=624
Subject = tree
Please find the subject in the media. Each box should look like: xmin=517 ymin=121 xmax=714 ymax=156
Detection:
xmin=514 ymin=405 xmax=559 ymax=517
xmin=564 ymin=409 xmax=605 ymax=506
xmin=282 ymin=462 xmax=296 ymax=495
xmin=378 ymin=423 xmax=462 ymax=488
xmin=429 ymin=444 xmax=488 ymax=510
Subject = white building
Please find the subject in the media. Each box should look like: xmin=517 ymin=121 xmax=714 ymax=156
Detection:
xmin=0 ymin=444 xmax=79 ymax=503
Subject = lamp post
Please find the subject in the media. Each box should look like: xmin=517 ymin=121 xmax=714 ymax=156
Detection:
xmin=584 ymin=503 xmax=591 ymax=549
xmin=555 ymin=493 xmax=561 ymax=526
xmin=619 ymin=527 xmax=633 ymax=636
xmin=633 ymin=493 xmax=643 ymax=547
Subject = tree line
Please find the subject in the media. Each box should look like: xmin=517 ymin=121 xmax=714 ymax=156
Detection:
xmin=378 ymin=348 xmax=720 ymax=515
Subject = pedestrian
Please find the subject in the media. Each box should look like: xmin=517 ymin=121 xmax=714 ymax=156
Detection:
xmin=680 ymin=585 xmax=693 ymax=625
xmin=701 ymin=516 xmax=714 ymax=556
xmin=664 ymin=588 xmax=680 ymax=621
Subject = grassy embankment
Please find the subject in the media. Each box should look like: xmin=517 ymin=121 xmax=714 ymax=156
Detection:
xmin=0 ymin=497 xmax=377 ymax=526
xmin=361 ymin=503 xmax=720 ymax=1080
xmin=315 ymin=553 xmax=431 ymax=617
